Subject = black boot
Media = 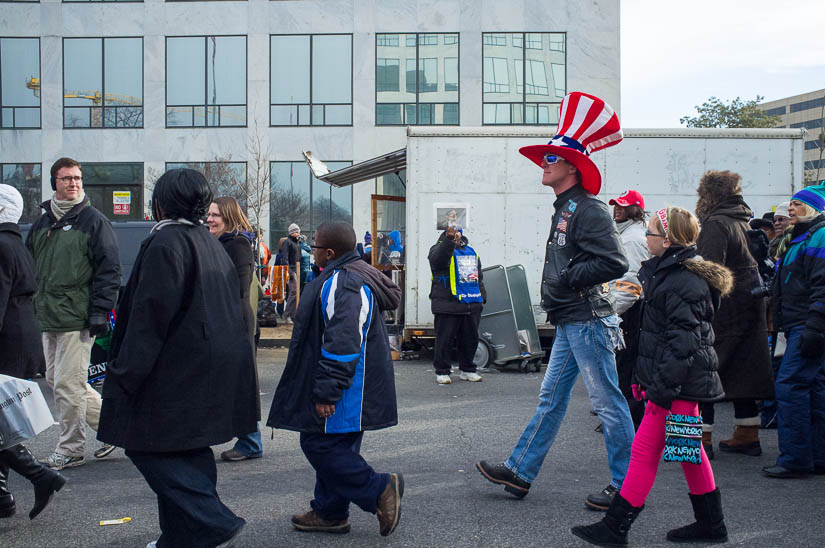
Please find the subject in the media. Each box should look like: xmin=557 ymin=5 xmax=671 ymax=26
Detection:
xmin=571 ymin=492 xmax=643 ymax=546
xmin=2 ymin=445 xmax=66 ymax=519
xmin=666 ymin=488 xmax=728 ymax=543
xmin=0 ymin=459 xmax=15 ymax=518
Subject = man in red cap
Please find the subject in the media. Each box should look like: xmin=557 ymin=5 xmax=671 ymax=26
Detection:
xmin=476 ymin=92 xmax=635 ymax=511
xmin=607 ymin=190 xmax=650 ymax=430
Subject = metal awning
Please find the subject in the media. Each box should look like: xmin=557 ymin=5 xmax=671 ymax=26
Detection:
xmin=303 ymin=148 xmax=407 ymax=188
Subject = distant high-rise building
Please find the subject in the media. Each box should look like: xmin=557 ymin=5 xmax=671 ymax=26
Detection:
xmin=759 ymin=89 xmax=825 ymax=184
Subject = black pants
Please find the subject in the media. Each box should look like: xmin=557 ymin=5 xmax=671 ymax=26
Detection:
xmin=701 ymin=399 xmax=760 ymax=425
xmin=127 ymin=447 xmax=244 ymax=548
xmin=433 ymin=312 xmax=480 ymax=375
xmin=615 ymin=301 xmax=644 ymax=429
xmin=299 ymin=432 xmax=389 ymax=521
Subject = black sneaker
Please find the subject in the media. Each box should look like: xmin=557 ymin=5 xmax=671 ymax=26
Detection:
xmin=476 ymin=461 xmax=530 ymax=499
xmin=585 ymin=484 xmax=618 ymax=511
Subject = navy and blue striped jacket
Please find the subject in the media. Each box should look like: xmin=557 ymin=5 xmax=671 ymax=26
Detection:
xmin=773 ymin=216 xmax=825 ymax=331
xmin=267 ymin=251 xmax=398 ymax=434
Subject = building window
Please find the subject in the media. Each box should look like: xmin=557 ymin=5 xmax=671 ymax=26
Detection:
xmin=270 ymin=34 xmax=352 ymax=127
xmin=82 ymin=163 xmax=144 ymax=221
xmin=166 ymin=161 xmax=247 ymax=207
xmin=1 ymin=38 xmax=40 ymax=129
xmin=790 ymin=97 xmax=825 ymax=114
xmin=63 ymin=37 xmax=143 ymax=129
xmin=792 ymin=119 xmax=823 ymax=130
xmin=376 ymin=33 xmax=459 ymax=126
xmin=270 ymin=161 xmax=352 ymax=239
xmin=64 ymin=0 xmax=143 ymax=3
xmin=166 ymin=36 xmax=246 ymax=128
xmin=1 ymin=163 xmax=41 ymax=223
xmin=376 ymin=58 xmax=399 ymax=92
xmin=763 ymin=105 xmax=786 ymax=117
xmin=804 ymin=140 xmax=821 ymax=151
xmin=483 ymin=32 xmax=565 ymax=125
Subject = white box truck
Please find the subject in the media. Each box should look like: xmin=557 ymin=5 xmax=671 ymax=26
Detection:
xmin=308 ymin=126 xmax=805 ymax=342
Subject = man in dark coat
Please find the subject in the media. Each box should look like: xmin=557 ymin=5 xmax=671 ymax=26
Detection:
xmin=428 ymin=226 xmax=486 ymax=384
xmin=695 ymin=170 xmax=773 ymax=458
xmin=97 ymin=169 xmax=256 ymax=548
xmin=267 ymin=221 xmax=404 ymax=537
xmin=0 ymin=184 xmax=66 ymax=521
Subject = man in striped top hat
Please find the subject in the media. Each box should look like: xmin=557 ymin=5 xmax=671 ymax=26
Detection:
xmin=477 ymin=92 xmax=635 ymax=512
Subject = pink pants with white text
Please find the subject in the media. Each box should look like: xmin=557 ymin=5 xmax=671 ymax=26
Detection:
xmin=619 ymin=400 xmax=716 ymax=508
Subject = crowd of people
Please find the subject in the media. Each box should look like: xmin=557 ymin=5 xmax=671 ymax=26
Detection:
xmin=1 ymin=90 xmax=824 ymax=548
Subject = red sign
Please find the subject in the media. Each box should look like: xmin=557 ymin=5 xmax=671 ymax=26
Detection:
xmin=114 ymin=204 xmax=130 ymax=215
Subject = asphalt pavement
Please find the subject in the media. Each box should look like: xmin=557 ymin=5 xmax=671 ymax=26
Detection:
xmin=2 ymin=348 xmax=823 ymax=547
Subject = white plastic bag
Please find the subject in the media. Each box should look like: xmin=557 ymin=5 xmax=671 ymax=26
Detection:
xmin=0 ymin=375 xmax=55 ymax=449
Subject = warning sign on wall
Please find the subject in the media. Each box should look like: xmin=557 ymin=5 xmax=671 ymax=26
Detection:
xmin=113 ymin=191 xmax=131 ymax=215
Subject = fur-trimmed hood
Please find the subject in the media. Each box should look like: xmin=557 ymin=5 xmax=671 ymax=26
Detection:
xmin=683 ymin=257 xmax=734 ymax=296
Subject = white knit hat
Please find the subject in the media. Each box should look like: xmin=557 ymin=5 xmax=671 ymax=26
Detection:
xmin=288 ymin=223 xmax=300 ymax=234
xmin=774 ymin=201 xmax=791 ymax=218
xmin=0 ymin=184 xmax=24 ymax=224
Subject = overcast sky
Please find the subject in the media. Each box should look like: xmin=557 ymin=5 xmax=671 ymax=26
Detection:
xmin=620 ymin=0 xmax=825 ymax=127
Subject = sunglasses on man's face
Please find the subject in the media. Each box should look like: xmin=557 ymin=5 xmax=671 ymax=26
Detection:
xmin=543 ymin=154 xmax=562 ymax=165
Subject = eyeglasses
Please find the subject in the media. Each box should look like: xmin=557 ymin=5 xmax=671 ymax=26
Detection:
xmin=310 ymin=244 xmax=329 ymax=250
xmin=543 ymin=154 xmax=562 ymax=165
xmin=56 ymin=176 xmax=82 ymax=183
xmin=645 ymin=230 xmax=665 ymax=238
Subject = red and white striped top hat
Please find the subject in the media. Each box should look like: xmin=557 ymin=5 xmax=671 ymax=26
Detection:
xmin=520 ymin=91 xmax=623 ymax=195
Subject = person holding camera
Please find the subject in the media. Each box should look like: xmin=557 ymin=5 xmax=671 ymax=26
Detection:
xmin=428 ymin=225 xmax=486 ymax=384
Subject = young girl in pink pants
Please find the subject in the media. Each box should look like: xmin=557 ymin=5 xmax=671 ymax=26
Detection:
xmin=572 ymin=207 xmax=733 ymax=546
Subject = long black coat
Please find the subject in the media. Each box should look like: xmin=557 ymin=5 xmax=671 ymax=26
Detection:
xmin=428 ymin=231 xmax=486 ymax=315
xmin=218 ymin=231 xmax=260 ymax=420
xmin=97 ymin=222 xmax=257 ymax=452
xmin=0 ymin=222 xmax=45 ymax=379
xmin=634 ymin=246 xmax=729 ymax=410
xmin=696 ymin=196 xmax=774 ymax=400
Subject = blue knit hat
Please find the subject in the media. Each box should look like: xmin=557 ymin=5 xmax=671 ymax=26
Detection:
xmin=792 ymin=184 xmax=825 ymax=213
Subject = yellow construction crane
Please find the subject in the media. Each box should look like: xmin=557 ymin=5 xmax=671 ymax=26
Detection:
xmin=27 ymin=77 xmax=142 ymax=127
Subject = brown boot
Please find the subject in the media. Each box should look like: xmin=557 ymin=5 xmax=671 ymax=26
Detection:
xmin=719 ymin=425 xmax=762 ymax=456
xmin=702 ymin=431 xmax=714 ymax=460
xmin=290 ymin=510 xmax=350 ymax=534
xmin=376 ymin=473 xmax=404 ymax=537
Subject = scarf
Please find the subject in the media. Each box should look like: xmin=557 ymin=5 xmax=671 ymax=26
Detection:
xmin=151 ymin=218 xmax=197 ymax=233
xmin=50 ymin=191 xmax=86 ymax=222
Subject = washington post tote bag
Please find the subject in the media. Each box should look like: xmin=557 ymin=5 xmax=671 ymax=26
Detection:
xmin=0 ymin=375 xmax=55 ymax=450
xmin=663 ymin=413 xmax=703 ymax=465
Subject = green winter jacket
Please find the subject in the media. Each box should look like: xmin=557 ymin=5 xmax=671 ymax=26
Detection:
xmin=26 ymin=197 xmax=121 ymax=332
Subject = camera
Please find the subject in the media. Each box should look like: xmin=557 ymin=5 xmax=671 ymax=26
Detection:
xmin=751 ymin=284 xmax=770 ymax=298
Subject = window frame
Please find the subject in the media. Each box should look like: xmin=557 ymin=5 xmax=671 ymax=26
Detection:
xmin=0 ymin=36 xmax=42 ymax=130
xmin=62 ymin=36 xmax=144 ymax=130
xmin=482 ymin=31 xmax=567 ymax=126
xmin=165 ymin=34 xmax=248 ymax=129
xmin=1 ymin=163 xmax=42 ymax=223
xmin=269 ymin=33 xmax=353 ymax=128
xmin=269 ymin=160 xmax=353 ymax=238
xmin=375 ymin=32 xmax=460 ymax=127
xmin=80 ymin=161 xmax=145 ymax=221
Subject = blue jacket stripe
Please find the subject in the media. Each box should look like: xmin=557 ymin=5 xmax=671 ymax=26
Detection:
xmin=325 ymin=284 xmax=373 ymax=433
xmin=804 ymin=246 xmax=825 ymax=260
xmin=320 ymin=348 xmax=359 ymax=362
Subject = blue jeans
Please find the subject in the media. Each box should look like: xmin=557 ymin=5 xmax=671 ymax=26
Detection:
xmin=232 ymin=424 xmax=263 ymax=457
xmin=505 ymin=315 xmax=635 ymax=488
xmin=775 ymin=327 xmax=825 ymax=471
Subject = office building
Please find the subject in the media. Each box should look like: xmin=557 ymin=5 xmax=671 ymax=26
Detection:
xmin=759 ymin=89 xmax=825 ymax=184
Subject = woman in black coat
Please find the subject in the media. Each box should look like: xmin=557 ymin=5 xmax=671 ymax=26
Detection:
xmin=573 ymin=206 xmax=732 ymax=547
xmin=206 ymin=196 xmax=262 ymax=462
xmin=695 ymin=170 xmax=773 ymax=458
xmin=97 ymin=170 xmax=255 ymax=548
xmin=0 ymin=184 xmax=66 ymax=520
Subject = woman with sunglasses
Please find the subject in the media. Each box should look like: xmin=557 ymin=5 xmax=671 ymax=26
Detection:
xmin=572 ymin=206 xmax=731 ymax=546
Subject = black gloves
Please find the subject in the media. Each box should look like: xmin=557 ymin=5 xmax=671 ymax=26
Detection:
xmin=800 ymin=329 xmax=825 ymax=359
xmin=88 ymin=314 xmax=111 ymax=338
xmin=801 ymin=313 xmax=825 ymax=359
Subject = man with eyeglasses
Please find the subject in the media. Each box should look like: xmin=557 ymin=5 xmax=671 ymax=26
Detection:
xmin=26 ymin=157 xmax=121 ymax=470
xmin=476 ymin=92 xmax=635 ymax=512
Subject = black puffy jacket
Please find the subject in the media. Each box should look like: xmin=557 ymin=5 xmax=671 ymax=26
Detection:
xmin=541 ymin=184 xmax=628 ymax=324
xmin=428 ymin=231 xmax=486 ymax=315
xmin=634 ymin=245 xmax=730 ymax=410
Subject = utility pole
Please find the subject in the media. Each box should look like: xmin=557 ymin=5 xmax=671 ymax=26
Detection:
xmin=817 ymin=88 xmax=825 ymax=182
